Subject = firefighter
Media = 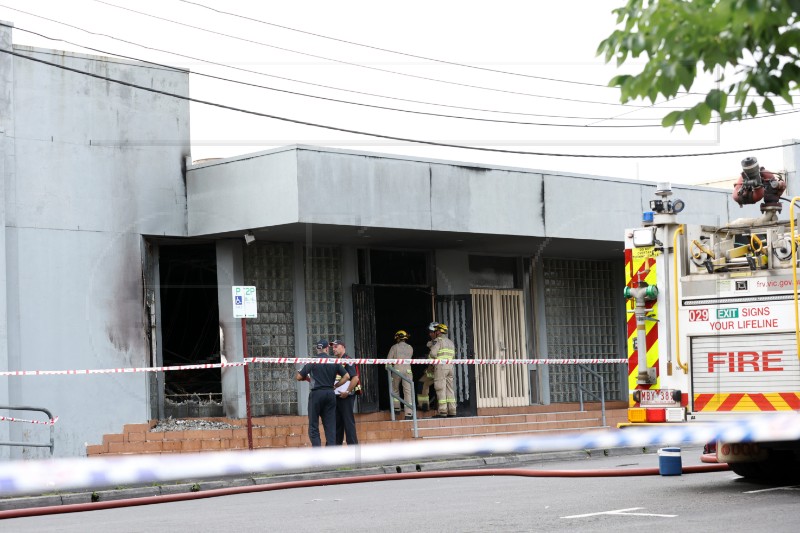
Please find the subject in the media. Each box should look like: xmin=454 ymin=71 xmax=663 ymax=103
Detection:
xmin=428 ymin=322 xmax=456 ymax=418
xmin=417 ymin=353 xmax=435 ymax=413
xmin=387 ymin=330 xmax=414 ymax=418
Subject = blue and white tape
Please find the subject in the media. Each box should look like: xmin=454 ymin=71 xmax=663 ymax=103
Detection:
xmin=1 ymin=412 xmax=798 ymax=496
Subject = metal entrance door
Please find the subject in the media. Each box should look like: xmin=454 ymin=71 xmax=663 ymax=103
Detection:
xmin=435 ymin=295 xmax=477 ymax=416
xmin=471 ymin=289 xmax=529 ymax=407
xmin=352 ymin=284 xmax=379 ymax=412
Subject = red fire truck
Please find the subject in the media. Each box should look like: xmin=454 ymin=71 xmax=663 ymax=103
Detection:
xmin=624 ymin=156 xmax=800 ymax=479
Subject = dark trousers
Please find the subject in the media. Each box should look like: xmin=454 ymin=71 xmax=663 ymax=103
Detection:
xmin=308 ymin=389 xmax=336 ymax=447
xmin=336 ymin=394 xmax=358 ymax=445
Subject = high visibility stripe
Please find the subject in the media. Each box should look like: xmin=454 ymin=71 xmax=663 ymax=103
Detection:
xmin=779 ymin=392 xmax=800 ymax=409
xmin=749 ymin=393 xmax=777 ymax=411
xmin=693 ymin=392 xmax=800 ymax=411
xmin=718 ymin=393 xmax=744 ymax=411
xmin=694 ymin=393 xmax=714 ymax=411
xmin=626 ymin=252 xmax=659 ymax=399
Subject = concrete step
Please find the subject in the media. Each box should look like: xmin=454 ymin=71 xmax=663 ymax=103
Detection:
xmin=87 ymin=406 xmax=629 ymax=456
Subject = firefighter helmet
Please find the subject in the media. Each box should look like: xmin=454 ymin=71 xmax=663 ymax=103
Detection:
xmin=394 ymin=330 xmax=409 ymax=341
xmin=428 ymin=322 xmax=439 ymax=331
xmin=436 ymin=323 xmax=448 ymax=334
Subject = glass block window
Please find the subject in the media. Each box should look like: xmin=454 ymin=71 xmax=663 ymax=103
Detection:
xmin=543 ymin=259 xmax=624 ymax=403
xmin=305 ymin=246 xmax=344 ymax=355
xmin=243 ymin=243 xmax=296 ymax=416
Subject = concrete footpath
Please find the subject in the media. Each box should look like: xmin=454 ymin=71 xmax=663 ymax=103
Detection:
xmin=0 ymin=445 xmax=689 ymax=511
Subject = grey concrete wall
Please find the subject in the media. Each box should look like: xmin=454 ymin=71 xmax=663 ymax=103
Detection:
xmin=188 ymin=146 xmax=735 ymax=241
xmin=2 ymin=40 xmax=190 ymax=457
xmin=188 ymin=148 xmax=299 ymax=236
xmin=0 ymin=22 xmax=12 ymax=457
xmin=216 ymin=240 xmax=247 ymax=419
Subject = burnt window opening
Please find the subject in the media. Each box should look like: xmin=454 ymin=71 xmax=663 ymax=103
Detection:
xmin=363 ymin=250 xmax=429 ymax=285
xmin=159 ymin=244 xmax=221 ymax=413
xmin=468 ymin=255 xmax=519 ymax=289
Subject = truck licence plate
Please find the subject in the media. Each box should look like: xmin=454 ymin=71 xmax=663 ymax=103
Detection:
xmin=640 ymin=389 xmax=679 ymax=406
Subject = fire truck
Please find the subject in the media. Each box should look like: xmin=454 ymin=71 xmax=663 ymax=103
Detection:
xmin=624 ymin=156 xmax=800 ymax=479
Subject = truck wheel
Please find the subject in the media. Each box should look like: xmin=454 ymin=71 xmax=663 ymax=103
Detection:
xmin=729 ymin=462 xmax=763 ymax=479
xmin=730 ymin=454 xmax=800 ymax=482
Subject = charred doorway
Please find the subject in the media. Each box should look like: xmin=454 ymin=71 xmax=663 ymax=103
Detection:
xmin=354 ymin=250 xmax=433 ymax=412
xmin=374 ymin=286 xmax=434 ymax=410
xmin=158 ymin=244 xmax=221 ymax=418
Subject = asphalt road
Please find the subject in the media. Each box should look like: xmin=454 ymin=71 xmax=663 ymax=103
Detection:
xmin=3 ymin=449 xmax=799 ymax=532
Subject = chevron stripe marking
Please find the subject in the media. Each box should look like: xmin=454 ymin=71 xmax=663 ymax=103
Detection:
xmin=693 ymin=393 xmax=714 ymax=411
xmin=779 ymin=392 xmax=800 ymax=409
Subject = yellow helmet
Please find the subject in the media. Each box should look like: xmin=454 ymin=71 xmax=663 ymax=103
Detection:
xmin=394 ymin=330 xmax=409 ymax=341
xmin=435 ymin=323 xmax=448 ymax=334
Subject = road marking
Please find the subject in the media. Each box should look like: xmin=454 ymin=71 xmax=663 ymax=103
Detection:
xmin=562 ymin=507 xmax=677 ymax=519
xmin=744 ymin=485 xmax=800 ymax=494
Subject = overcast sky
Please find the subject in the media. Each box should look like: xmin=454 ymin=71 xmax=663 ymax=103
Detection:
xmin=2 ymin=0 xmax=798 ymax=185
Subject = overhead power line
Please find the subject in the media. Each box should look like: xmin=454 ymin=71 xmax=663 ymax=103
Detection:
xmin=0 ymin=6 xmax=670 ymax=121
xmin=3 ymin=24 xmax=725 ymax=129
xmin=3 ymin=47 xmax=798 ymax=159
xmin=5 ymin=22 xmax=797 ymax=130
xmin=6 ymin=3 xmax=795 ymax=123
xmin=176 ymin=0 xmax=640 ymax=92
xmin=93 ymin=0 xmax=667 ymax=108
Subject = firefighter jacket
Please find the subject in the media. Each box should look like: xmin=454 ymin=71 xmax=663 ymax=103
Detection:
xmin=429 ymin=334 xmax=455 ymax=361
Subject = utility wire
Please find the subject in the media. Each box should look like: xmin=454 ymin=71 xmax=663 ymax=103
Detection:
xmin=93 ymin=0 xmax=672 ymax=108
xmin=6 ymin=22 xmax=797 ymax=130
xmin=176 ymin=0 xmax=647 ymax=92
xmin=179 ymin=0 xmax=800 ymax=109
xmin=3 ymin=47 xmax=798 ymax=159
xmin=4 ymin=24 xmax=734 ymax=129
xmin=102 ymin=0 xmax=800 ymax=111
xmin=0 ymin=5 xmax=671 ymax=121
xmin=7 ymin=3 xmax=794 ymax=124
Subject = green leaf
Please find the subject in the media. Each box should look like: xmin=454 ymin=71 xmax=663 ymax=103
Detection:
xmin=776 ymin=28 xmax=800 ymax=53
xmin=782 ymin=62 xmax=800 ymax=83
xmin=676 ymin=63 xmax=695 ymax=91
xmin=696 ymin=103 xmax=712 ymax=124
xmin=608 ymin=74 xmax=631 ymax=88
xmin=683 ymin=108 xmax=697 ymax=133
xmin=747 ymin=101 xmax=758 ymax=117
xmin=661 ymin=110 xmax=683 ymax=128
xmin=763 ymin=97 xmax=775 ymax=114
xmin=705 ymin=89 xmax=725 ymax=112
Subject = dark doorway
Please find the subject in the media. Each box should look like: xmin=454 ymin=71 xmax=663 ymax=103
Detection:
xmin=159 ymin=244 xmax=221 ymax=416
xmin=373 ymin=286 xmax=434 ymax=411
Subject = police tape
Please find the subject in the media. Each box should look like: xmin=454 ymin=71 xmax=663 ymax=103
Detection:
xmin=0 ymin=362 xmax=247 ymax=377
xmin=1 ymin=412 xmax=799 ymax=497
xmin=0 ymin=358 xmax=626 ymax=377
xmin=252 ymin=357 xmax=629 ymax=365
xmin=0 ymin=415 xmax=59 ymax=426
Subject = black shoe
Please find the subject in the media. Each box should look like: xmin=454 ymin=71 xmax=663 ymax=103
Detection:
xmin=404 ymin=413 xmax=413 ymax=418
xmin=432 ymin=414 xmax=448 ymax=419
xmin=418 ymin=404 xmax=429 ymax=411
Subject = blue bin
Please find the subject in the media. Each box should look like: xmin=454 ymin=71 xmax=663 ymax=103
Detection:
xmin=658 ymin=447 xmax=682 ymax=476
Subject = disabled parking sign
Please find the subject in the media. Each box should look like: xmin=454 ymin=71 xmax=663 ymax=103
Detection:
xmin=232 ymin=286 xmax=257 ymax=318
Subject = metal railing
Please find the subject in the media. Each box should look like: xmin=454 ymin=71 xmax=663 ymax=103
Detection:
xmin=0 ymin=405 xmax=55 ymax=456
xmin=576 ymin=365 xmax=607 ymax=427
xmin=386 ymin=367 xmax=419 ymax=438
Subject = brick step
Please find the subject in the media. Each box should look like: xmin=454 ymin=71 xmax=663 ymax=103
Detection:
xmin=412 ymin=416 xmax=603 ymax=438
xmin=357 ymin=411 xmax=607 ymax=431
xmin=87 ymin=407 xmax=629 ymax=456
xmin=420 ymin=426 xmax=609 ymax=439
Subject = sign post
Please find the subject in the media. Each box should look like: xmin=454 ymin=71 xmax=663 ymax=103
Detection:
xmin=233 ymin=286 xmax=257 ymax=450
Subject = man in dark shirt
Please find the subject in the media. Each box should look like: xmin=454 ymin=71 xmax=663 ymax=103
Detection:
xmin=296 ymin=340 xmax=349 ymax=447
xmin=331 ymin=339 xmax=360 ymax=445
